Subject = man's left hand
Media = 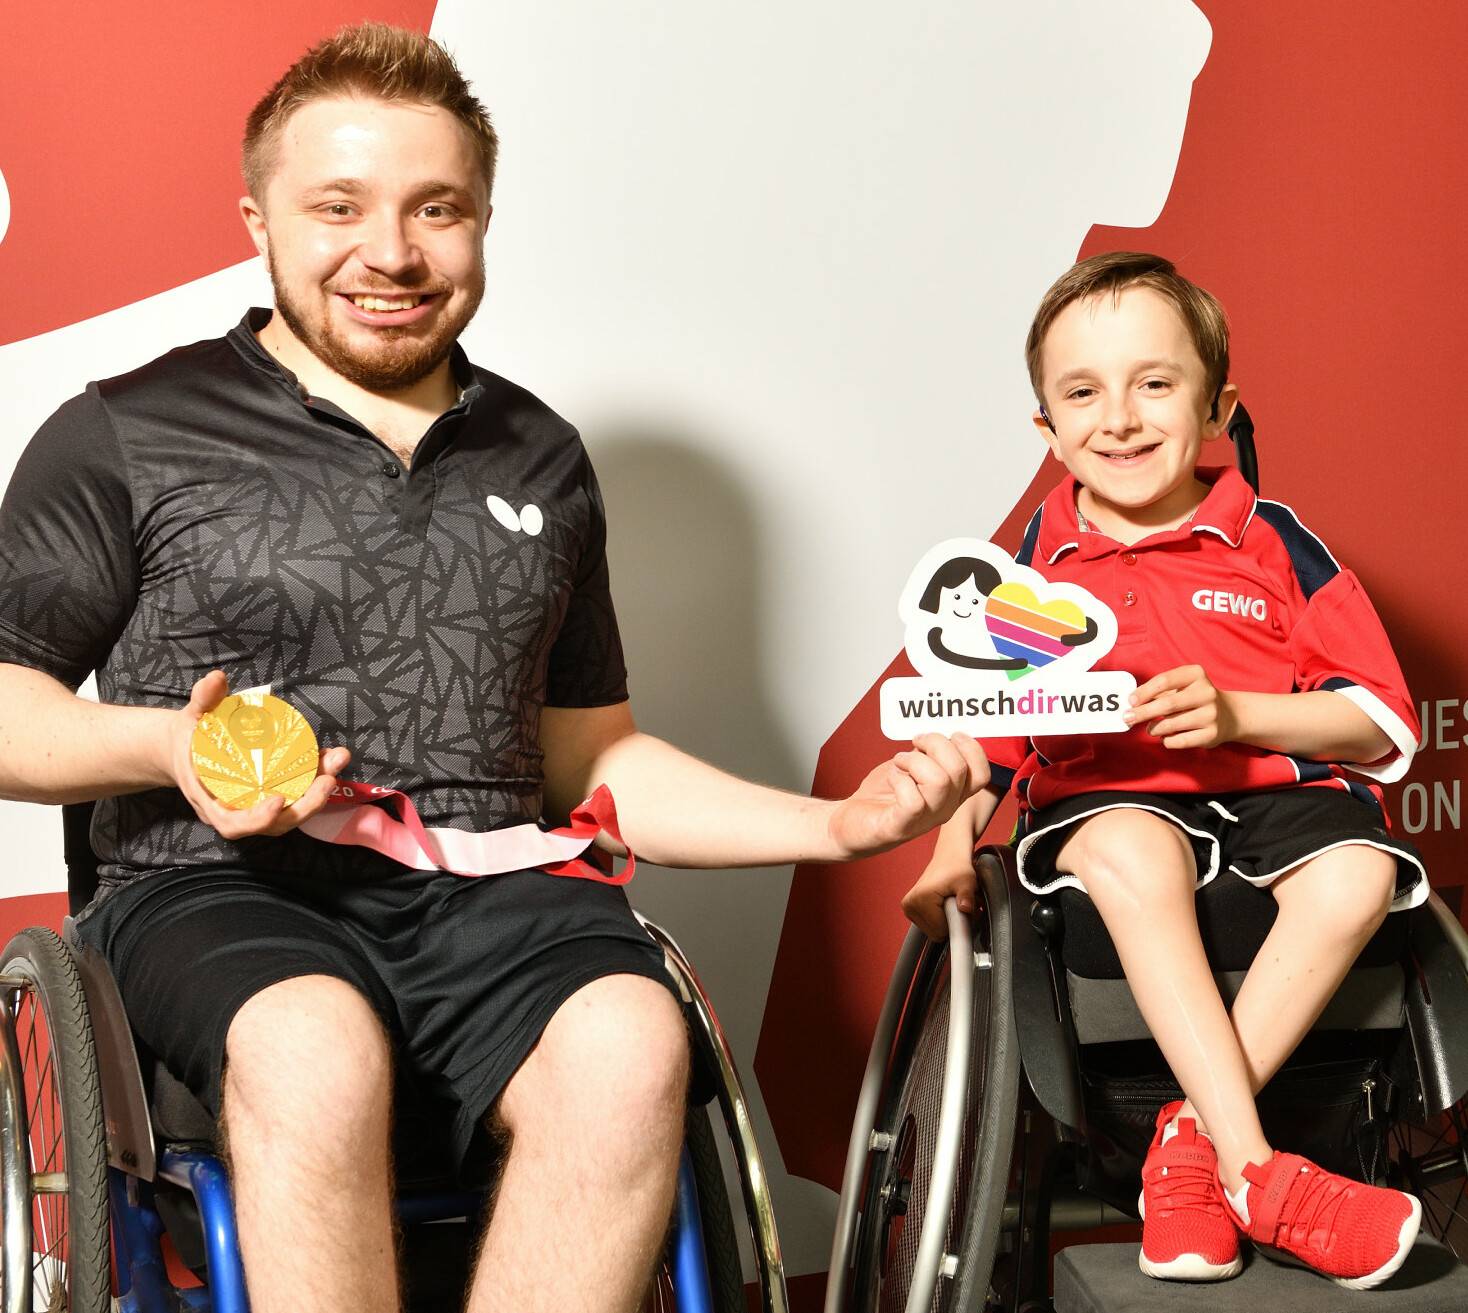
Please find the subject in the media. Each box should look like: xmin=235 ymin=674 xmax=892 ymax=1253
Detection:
xmin=827 ymin=733 xmax=989 ymax=859
xmin=1124 ymin=664 xmax=1240 ymax=748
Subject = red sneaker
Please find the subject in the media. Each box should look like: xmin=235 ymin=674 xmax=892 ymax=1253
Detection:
xmin=1138 ymin=1101 xmax=1242 ymax=1280
xmin=1222 ymin=1152 xmax=1421 ymax=1289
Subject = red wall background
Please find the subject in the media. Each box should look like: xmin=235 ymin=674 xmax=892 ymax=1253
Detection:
xmin=0 ymin=1 xmax=435 ymax=347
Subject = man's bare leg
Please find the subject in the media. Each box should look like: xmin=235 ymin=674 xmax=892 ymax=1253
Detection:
xmin=1175 ymin=844 xmax=1396 ymax=1174
xmin=1060 ymin=810 xmax=1273 ymax=1185
xmin=222 ymin=974 xmax=399 ymax=1313
xmin=467 ymin=974 xmax=690 ymax=1313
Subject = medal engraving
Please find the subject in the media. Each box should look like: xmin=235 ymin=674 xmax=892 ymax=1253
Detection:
xmin=191 ymin=691 xmax=319 ymax=810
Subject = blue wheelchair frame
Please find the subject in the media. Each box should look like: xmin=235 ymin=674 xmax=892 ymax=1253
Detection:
xmin=106 ymin=1145 xmax=718 ymax=1313
xmin=85 ymin=906 xmax=782 ymax=1313
xmin=1 ymin=881 xmax=787 ymax=1313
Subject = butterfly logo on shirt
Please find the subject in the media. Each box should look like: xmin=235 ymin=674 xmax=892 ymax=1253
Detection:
xmin=485 ymin=495 xmax=544 ymax=537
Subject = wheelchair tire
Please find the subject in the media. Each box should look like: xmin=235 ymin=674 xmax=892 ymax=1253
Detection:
xmin=2 ymin=928 xmax=110 ymax=1313
xmin=686 ymin=1101 xmax=746 ymax=1313
xmin=849 ymin=857 xmax=1020 ymax=1313
xmin=645 ymin=1104 xmax=747 ymax=1313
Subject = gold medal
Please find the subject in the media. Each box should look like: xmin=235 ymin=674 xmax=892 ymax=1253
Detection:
xmin=190 ymin=691 xmax=319 ymax=810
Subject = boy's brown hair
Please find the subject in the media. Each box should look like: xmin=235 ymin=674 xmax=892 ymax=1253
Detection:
xmin=1025 ymin=252 xmax=1230 ymax=416
xmin=242 ymin=23 xmax=499 ymax=203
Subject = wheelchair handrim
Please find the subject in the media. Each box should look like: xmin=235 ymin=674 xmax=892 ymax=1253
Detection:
xmin=849 ymin=915 xmax=998 ymax=1312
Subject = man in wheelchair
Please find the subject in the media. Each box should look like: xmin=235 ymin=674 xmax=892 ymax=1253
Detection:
xmin=905 ymin=252 xmax=1426 ymax=1289
xmin=0 ymin=24 xmax=989 ymax=1313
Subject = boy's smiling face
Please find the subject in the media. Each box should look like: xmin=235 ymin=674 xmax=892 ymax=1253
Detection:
xmin=1034 ymin=286 xmax=1237 ymax=540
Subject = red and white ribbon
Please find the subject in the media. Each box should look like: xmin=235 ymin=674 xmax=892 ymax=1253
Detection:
xmin=298 ymin=781 xmax=634 ymax=884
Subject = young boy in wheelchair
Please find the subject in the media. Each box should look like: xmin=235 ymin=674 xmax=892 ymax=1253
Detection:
xmin=903 ymin=251 xmax=1427 ymax=1288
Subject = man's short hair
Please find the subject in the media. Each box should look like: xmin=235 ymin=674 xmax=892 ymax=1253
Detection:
xmin=1024 ymin=252 xmax=1230 ymax=410
xmin=243 ymin=22 xmax=499 ymax=202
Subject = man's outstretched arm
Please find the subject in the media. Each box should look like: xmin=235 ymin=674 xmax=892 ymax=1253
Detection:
xmin=0 ymin=663 xmax=349 ymax=839
xmin=539 ymin=700 xmax=988 ymax=868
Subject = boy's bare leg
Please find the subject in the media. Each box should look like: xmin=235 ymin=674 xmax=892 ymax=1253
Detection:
xmin=467 ymin=974 xmax=690 ymax=1313
xmin=1176 ymin=845 xmax=1397 ymax=1168
xmin=1059 ymin=810 xmax=1272 ymax=1186
xmin=223 ymin=975 xmax=400 ymax=1313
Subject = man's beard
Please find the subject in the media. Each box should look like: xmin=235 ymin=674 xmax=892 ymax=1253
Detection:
xmin=267 ymin=255 xmax=484 ymax=392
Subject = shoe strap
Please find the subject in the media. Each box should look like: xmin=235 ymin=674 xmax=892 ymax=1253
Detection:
xmin=1242 ymin=1153 xmax=1307 ymax=1239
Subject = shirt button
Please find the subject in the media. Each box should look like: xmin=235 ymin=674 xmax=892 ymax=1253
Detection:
xmin=1122 ymin=552 xmax=1138 ymax=566
xmin=381 ymin=462 xmax=401 ymax=479
xmin=1122 ymin=590 xmax=1137 ymax=607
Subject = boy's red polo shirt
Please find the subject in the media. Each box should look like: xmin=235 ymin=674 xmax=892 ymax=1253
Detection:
xmin=982 ymin=467 xmax=1419 ymax=821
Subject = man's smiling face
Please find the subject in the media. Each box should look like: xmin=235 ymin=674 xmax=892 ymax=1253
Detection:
xmin=243 ymin=96 xmax=490 ymax=392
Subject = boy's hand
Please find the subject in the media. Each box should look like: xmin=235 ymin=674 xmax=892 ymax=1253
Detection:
xmin=1124 ymin=664 xmax=1240 ymax=749
xmin=902 ymin=848 xmax=977 ymax=941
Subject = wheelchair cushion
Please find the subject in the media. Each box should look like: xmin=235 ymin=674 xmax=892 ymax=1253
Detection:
xmin=150 ymin=1057 xmax=218 ymax=1146
xmin=1054 ymin=875 xmax=1407 ymax=979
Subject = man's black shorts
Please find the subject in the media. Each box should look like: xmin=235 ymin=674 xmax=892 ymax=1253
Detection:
xmin=73 ymin=864 xmax=675 ymax=1176
xmin=1014 ymin=787 xmax=1427 ymax=911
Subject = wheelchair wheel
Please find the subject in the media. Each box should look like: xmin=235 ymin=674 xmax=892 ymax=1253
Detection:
xmin=644 ymin=1103 xmax=746 ymax=1313
xmin=1 ymin=928 xmax=110 ymax=1313
xmin=846 ymin=859 xmax=1020 ymax=1313
xmin=1389 ymin=1096 xmax=1467 ymax=1262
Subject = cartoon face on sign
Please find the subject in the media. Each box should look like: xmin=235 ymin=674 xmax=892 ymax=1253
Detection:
xmin=901 ymin=540 xmax=1113 ymax=680
xmin=917 ymin=556 xmax=1026 ymax=672
xmin=883 ymin=539 xmax=1135 ymax=739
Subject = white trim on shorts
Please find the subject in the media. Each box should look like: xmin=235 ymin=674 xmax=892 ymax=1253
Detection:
xmin=1227 ymin=839 xmax=1429 ymax=914
xmin=1014 ymin=801 xmax=1222 ymax=897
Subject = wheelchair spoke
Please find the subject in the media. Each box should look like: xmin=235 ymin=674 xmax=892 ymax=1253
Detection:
xmin=34 ymin=1189 xmax=53 ymax=1261
xmin=1391 ymin=1102 xmax=1468 ymax=1261
xmin=33 ymin=1251 xmax=69 ymax=1313
xmin=642 ymin=1265 xmax=677 ymax=1313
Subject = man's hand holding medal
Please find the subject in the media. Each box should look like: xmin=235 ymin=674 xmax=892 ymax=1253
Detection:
xmin=175 ymin=670 xmax=350 ymax=839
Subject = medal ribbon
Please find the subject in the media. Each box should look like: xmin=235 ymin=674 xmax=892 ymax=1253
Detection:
xmin=298 ymin=780 xmax=634 ymax=884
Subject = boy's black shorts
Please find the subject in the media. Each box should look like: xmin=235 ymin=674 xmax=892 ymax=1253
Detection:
xmin=1014 ymin=786 xmax=1426 ymax=912
xmin=73 ymin=863 xmax=675 ymax=1177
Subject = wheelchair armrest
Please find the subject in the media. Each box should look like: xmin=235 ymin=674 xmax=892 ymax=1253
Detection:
xmin=991 ymin=845 xmax=1086 ymax=1132
xmin=64 ymin=926 xmax=156 ymax=1180
xmin=1405 ymin=889 xmax=1468 ymax=1115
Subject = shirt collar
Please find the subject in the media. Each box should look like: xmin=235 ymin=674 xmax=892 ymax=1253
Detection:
xmin=228 ymin=308 xmax=485 ymax=411
xmin=1035 ymin=465 xmax=1257 ymax=563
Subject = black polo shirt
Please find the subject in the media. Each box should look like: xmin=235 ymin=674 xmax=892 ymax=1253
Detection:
xmin=0 ymin=310 xmax=628 ymax=891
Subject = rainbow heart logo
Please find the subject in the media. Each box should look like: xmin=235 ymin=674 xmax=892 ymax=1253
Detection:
xmin=984 ymin=582 xmax=1090 ymax=680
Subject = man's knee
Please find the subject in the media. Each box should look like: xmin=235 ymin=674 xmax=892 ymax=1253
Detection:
xmin=500 ymin=974 xmax=689 ymax=1151
xmin=224 ymin=974 xmax=391 ymax=1140
xmin=1061 ymin=809 xmax=1196 ymax=905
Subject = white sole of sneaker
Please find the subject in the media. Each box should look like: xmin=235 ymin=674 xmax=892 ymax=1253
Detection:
xmin=1333 ymin=1193 xmax=1422 ymax=1291
xmin=1136 ymin=1191 xmax=1244 ymax=1281
xmin=1138 ymin=1250 xmax=1245 ymax=1281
